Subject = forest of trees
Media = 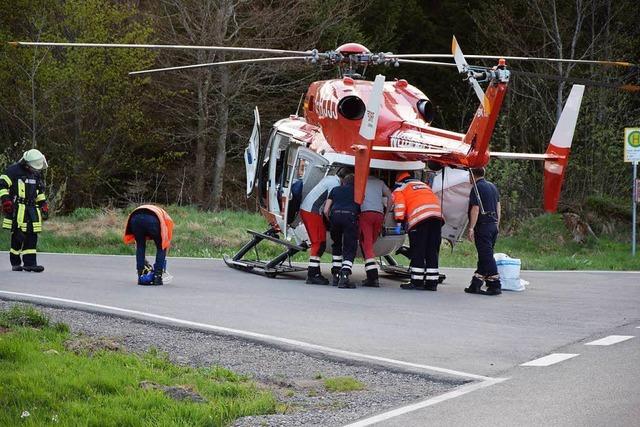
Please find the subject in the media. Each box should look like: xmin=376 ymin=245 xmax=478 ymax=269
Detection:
xmin=1 ymin=0 xmax=638 ymax=219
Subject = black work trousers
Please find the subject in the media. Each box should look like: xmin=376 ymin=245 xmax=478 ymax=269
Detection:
xmin=330 ymin=211 xmax=358 ymax=272
xmin=130 ymin=213 xmax=166 ymax=273
xmin=474 ymin=222 xmax=498 ymax=278
xmin=408 ymin=217 xmax=442 ymax=286
xmin=10 ymin=223 xmax=38 ymax=267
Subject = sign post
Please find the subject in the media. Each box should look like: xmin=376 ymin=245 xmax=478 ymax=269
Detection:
xmin=624 ymin=128 xmax=640 ymax=256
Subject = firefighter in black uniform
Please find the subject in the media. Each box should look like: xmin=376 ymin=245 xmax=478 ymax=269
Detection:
xmin=323 ymin=173 xmax=360 ymax=289
xmin=464 ymin=167 xmax=502 ymax=295
xmin=0 ymin=149 xmax=49 ymax=272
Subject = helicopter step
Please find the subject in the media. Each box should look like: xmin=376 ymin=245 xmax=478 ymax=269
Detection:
xmin=379 ymin=248 xmax=446 ymax=284
xmin=223 ymin=228 xmax=307 ymax=278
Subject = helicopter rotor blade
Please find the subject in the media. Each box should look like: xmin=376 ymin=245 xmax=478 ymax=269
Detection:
xmin=8 ymin=41 xmax=316 ymax=57
xmin=389 ymin=52 xmax=637 ymax=68
xmin=452 ymin=36 xmax=491 ymax=114
xmin=395 ymin=58 xmax=639 ymax=93
xmin=129 ymin=56 xmax=309 ymax=75
xmin=509 ymin=69 xmax=640 ymax=92
xmin=395 ymin=59 xmax=457 ymax=68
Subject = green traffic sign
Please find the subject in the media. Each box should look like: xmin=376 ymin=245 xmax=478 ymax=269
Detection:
xmin=628 ymin=130 xmax=640 ymax=148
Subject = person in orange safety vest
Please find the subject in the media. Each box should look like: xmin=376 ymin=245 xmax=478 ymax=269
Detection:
xmin=124 ymin=205 xmax=174 ymax=286
xmin=392 ymin=171 xmax=444 ymax=291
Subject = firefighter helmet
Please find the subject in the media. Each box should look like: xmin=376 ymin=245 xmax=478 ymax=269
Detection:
xmin=21 ymin=149 xmax=48 ymax=170
xmin=395 ymin=171 xmax=411 ymax=182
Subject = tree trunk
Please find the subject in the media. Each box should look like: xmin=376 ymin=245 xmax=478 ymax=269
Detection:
xmin=209 ymin=67 xmax=229 ymax=211
xmin=194 ymin=79 xmax=208 ymax=204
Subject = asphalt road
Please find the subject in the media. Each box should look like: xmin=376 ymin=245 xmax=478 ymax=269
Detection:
xmin=1 ymin=252 xmax=639 ymax=426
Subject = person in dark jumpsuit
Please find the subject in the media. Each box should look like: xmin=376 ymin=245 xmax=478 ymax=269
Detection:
xmin=464 ymin=167 xmax=502 ymax=295
xmin=324 ymin=174 xmax=360 ymax=289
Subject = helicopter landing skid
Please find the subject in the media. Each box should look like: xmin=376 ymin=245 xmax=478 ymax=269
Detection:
xmin=379 ymin=252 xmax=446 ymax=284
xmin=223 ymin=228 xmax=307 ymax=279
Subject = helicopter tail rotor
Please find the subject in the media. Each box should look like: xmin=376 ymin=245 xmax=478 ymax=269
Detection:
xmin=452 ymin=36 xmax=493 ymax=114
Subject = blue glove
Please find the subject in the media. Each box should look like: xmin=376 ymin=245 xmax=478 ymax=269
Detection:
xmin=394 ymin=223 xmax=403 ymax=234
xmin=139 ymin=272 xmax=155 ymax=285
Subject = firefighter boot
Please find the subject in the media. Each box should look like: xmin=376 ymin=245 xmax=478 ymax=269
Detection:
xmin=464 ymin=276 xmax=484 ymax=294
xmin=23 ymin=265 xmax=44 ymax=273
xmin=331 ymin=266 xmax=341 ymax=287
xmin=12 ymin=265 xmax=23 ymax=272
xmin=361 ymin=268 xmax=380 ymax=287
xmin=482 ymin=278 xmax=502 ymax=296
xmin=400 ymin=278 xmax=426 ymax=290
xmin=306 ymin=266 xmax=329 ymax=285
xmin=153 ymin=265 xmax=164 ymax=286
xmin=338 ymin=269 xmax=355 ymax=289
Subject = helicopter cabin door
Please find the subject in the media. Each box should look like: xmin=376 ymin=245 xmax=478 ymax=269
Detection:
xmin=281 ymin=146 xmax=329 ymax=239
xmin=245 ymin=107 xmax=260 ymax=197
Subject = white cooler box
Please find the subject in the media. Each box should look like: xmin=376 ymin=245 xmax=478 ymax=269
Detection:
xmin=494 ymin=253 xmax=527 ymax=292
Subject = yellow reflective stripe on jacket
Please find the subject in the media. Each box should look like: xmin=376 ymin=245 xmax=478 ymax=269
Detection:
xmin=0 ymin=189 xmax=8 ymax=198
xmin=17 ymin=203 xmax=26 ymax=231
xmin=36 ymin=193 xmax=46 ymax=202
xmin=2 ymin=218 xmax=11 ymax=229
xmin=21 ymin=249 xmax=37 ymax=255
xmin=0 ymin=174 xmax=11 ymax=187
xmin=18 ymin=179 xmax=25 ymax=198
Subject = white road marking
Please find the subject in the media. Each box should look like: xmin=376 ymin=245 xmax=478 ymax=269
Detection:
xmin=343 ymin=377 xmax=508 ymax=427
xmin=521 ymin=353 xmax=579 ymax=367
xmin=0 ymin=290 xmax=492 ymax=381
xmin=585 ymin=335 xmax=635 ymax=346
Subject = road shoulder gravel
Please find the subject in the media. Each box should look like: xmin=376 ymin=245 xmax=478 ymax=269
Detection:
xmin=1 ymin=299 xmax=467 ymax=426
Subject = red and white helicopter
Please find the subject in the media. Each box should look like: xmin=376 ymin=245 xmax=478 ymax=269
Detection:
xmin=11 ymin=36 xmax=631 ymax=279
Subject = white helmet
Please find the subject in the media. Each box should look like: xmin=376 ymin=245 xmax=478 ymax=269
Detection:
xmin=21 ymin=149 xmax=48 ymax=170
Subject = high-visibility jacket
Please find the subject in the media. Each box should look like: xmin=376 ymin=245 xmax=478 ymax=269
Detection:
xmin=392 ymin=179 xmax=443 ymax=230
xmin=0 ymin=162 xmax=47 ymax=233
xmin=123 ymin=205 xmax=174 ymax=250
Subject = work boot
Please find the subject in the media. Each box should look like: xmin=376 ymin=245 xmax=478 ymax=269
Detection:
xmin=153 ymin=265 xmax=164 ymax=286
xmin=400 ymin=279 xmax=425 ymax=290
xmin=423 ymin=282 xmax=438 ymax=291
xmin=338 ymin=269 xmax=355 ymax=289
xmin=23 ymin=265 xmax=44 ymax=273
xmin=11 ymin=265 xmax=23 ymax=272
xmin=361 ymin=268 xmax=380 ymax=287
xmin=306 ymin=266 xmax=329 ymax=285
xmin=464 ymin=276 xmax=484 ymax=294
xmin=331 ymin=266 xmax=340 ymax=287
xmin=482 ymin=279 xmax=502 ymax=296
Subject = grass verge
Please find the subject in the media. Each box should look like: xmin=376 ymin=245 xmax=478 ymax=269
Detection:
xmin=1 ymin=206 xmax=637 ymax=270
xmin=323 ymin=376 xmax=365 ymax=392
xmin=0 ymin=305 xmax=277 ymax=427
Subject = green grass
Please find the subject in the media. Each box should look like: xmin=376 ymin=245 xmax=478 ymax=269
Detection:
xmin=1 ymin=206 xmax=638 ymax=270
xmin=440 ymin=214 xmax=639 ymax=271
xmin=323 ymin=376 xmax=365 ymax=392
xmin=0 ymin=305 xmax=277 ymax=427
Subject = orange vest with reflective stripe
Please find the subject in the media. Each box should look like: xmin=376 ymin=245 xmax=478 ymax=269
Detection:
xmin=392 ymin=180 xmax=443 ymax=230
xmin=123 ymin=205 xmax=174 ymax=250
